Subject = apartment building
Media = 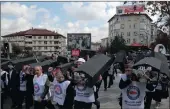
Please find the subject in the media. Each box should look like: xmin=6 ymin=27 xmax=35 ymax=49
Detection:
xmin=101 ymin=37 xmax=109 ymax=47
xmin=108 ymin=13 xmax=153 ymax=46
xmin=91 ymin=42 xmax=101 ymax=51
xmin=2 ymin=28 xmax=66 ymax=56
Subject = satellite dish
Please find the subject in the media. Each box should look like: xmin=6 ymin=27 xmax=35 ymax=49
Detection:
xmin=154 ymin=44 xmax=166 ymax=54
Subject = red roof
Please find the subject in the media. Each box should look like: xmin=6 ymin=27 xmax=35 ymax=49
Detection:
xmin=2 ymin=28 xmax=66 ymax=38
xmin=130 ymin=43 xmax=143 ymax=47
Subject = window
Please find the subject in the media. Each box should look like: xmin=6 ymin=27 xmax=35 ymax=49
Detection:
xmin=134 ymin=24 xmax=137 ymax=29
xmin=54 ymin=36 xmax=58 ymax=39
xmin=44 ymin=36 xmax=47 ymax=39
xmin=38 ymin=47 xmax=41 ymax=50
xmin=121 ymin=32 xmax=124 ymax=36
xmin=133 ymin=38 xmax=136 ymax=42
xmin=126 ymin=38 xmax=131 ymax=44
xmin=121 ymin=24 xmax=125 ymax=29
xmin=34 ymin=41 xmax=36 ymax=44
xmin=38 ymin=41 xmax=41 ymax=44
xmin=34 ymin=36 xmax=36 ymax=39
xmin=38 ymin=36 xmax=41 ymax=39
xmin=50 ymin=41 xmax=52 ymax=44
xmin=127 ymin=32 xmax=130 ymax=36
xmin=44 ymin=47 xmax=47 ymax=50
xmin=49 ymin=36 xmax=52 ymax=39
xmin=54 ymin=41 xmax=59 ymax=44
xmin=134 ymin=32 xmax=138 ymax=36
xmin=55 ymin=46 xmax=59 ymax=49
xmin=44 ymin=41 xmax=47 ymax=44
xmin=129 ymin=25 xmax=131 ymax=28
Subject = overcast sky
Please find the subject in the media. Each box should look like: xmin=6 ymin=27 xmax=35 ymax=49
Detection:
xmin=1 ymin=2 xmax=158 ymax=42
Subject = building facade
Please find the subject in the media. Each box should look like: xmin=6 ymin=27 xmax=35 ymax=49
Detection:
xmin=91 ymin=42 xmax=101 ymax=51
xmin=151 ymin=23 xmax=158 ymax=42
xmin=2 ymin=28 xmax=66 ymax=56
xmin=108 ymin=13 xmax=153 ymax=46
xmin=101 ymin=37 xmax=109 ymax=47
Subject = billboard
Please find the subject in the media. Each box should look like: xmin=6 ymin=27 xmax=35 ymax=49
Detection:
xmin=116 ymin=5 xmax=145 ymax=15
xmin=67 ymin=33 xmax=91 ymax=50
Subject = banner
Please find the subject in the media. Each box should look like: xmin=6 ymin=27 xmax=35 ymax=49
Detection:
xmin=117 ymin=5 xmax=145 ymax=15
xmin=71 ymin=49 xmax=80 ymax=57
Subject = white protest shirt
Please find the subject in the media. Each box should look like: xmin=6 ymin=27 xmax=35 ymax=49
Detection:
xmin=20 ymin=72 xmax=27 ymax=91
xmin=122 ymin=81 xmax=146 ymax=109
xmin=52 ymin=80 xmax=70 ymax=105
xmin=33 ymin=74 xmax=48 ymax=101
xmin=74 ymin=84 xmax=95 ymax=103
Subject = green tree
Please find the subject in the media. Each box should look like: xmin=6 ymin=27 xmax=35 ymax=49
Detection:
xmin=110 ymin=36 xmax=127 ymax=54
xmin=155 ymin=30 xmax=170 ymax=50
xmin=12 ymin=43 xmax=23 ymax=55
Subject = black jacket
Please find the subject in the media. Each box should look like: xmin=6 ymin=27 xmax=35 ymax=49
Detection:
xmin=7 ymin=69 xmax=20 ymax=91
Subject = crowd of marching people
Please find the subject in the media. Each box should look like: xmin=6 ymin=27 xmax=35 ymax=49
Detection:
xmin=1 ymin=49 xmax=170 ymax=109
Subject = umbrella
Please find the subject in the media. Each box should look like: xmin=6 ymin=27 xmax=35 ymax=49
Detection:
xmin=133 ymin=57 xmax=162 ymax=71
xmin=75 ymin=54 xmax=114 ymax=87
xmin=154 ymin=52 xmax=169 ymax=77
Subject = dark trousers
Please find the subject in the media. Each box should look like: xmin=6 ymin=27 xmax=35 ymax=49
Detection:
xmin=145 ymin=92 xmax=154 ymax=109
xmin=153 ymin=89 xmax=162 ymax=102
xmin=57 ymin=104 xmax=73 ymax=109
xmin=10 ymin=89 xmax=19 ymax=107
xmin=1 ymin=92 xmax=4 ymax=109
xmin=93 ymin=99 xmax=100 ymax=109
xmin=18 ymin=91 xmax=33 ymax=109
xmin=103 ymin=77 xmax=108 ymax=90
xmin=74 ymin=100 xmax=92 ymax=109
xmin=108 ymin=75 xmax=114 ymax=87
xmin=34 ymin=100 xmax=55 ymax=109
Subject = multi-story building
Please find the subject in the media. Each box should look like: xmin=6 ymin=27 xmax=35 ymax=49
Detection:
xmin=2 ymin=28 xmax=66 ymax=56
xmin=101 ymin=37 xmax=109 ymax=47
xmin=108 ymin=13 xmax=153 ymax=46
xmin=91 ymin=42 xmax=101 ymax=51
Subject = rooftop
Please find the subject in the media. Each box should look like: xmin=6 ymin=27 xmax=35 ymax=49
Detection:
xmin=2 ymin=28 xmax=66 ymax=38
xmin=108 ymin=13 xmax=153 ymax=22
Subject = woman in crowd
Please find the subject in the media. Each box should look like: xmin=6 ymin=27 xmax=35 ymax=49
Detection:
xmin=33 ymin=66 xmax=55 ymax=109
xmin=51 ymin=68 xmax=75 ymax=109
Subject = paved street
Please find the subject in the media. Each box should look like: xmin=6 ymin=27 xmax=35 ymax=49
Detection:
xmin=3 ymin=74 xmax=169 ymax=109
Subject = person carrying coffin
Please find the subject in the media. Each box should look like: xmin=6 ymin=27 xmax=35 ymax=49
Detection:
xmin=119 ymin=65 xmax=154 ymax=109
xmin=33 ymin=66 xmax=55 ymax=109
xmin=51 ymin=68 xmax=75 ymax=109
xmin=18 ymin=65 xmax=34 ymax=109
